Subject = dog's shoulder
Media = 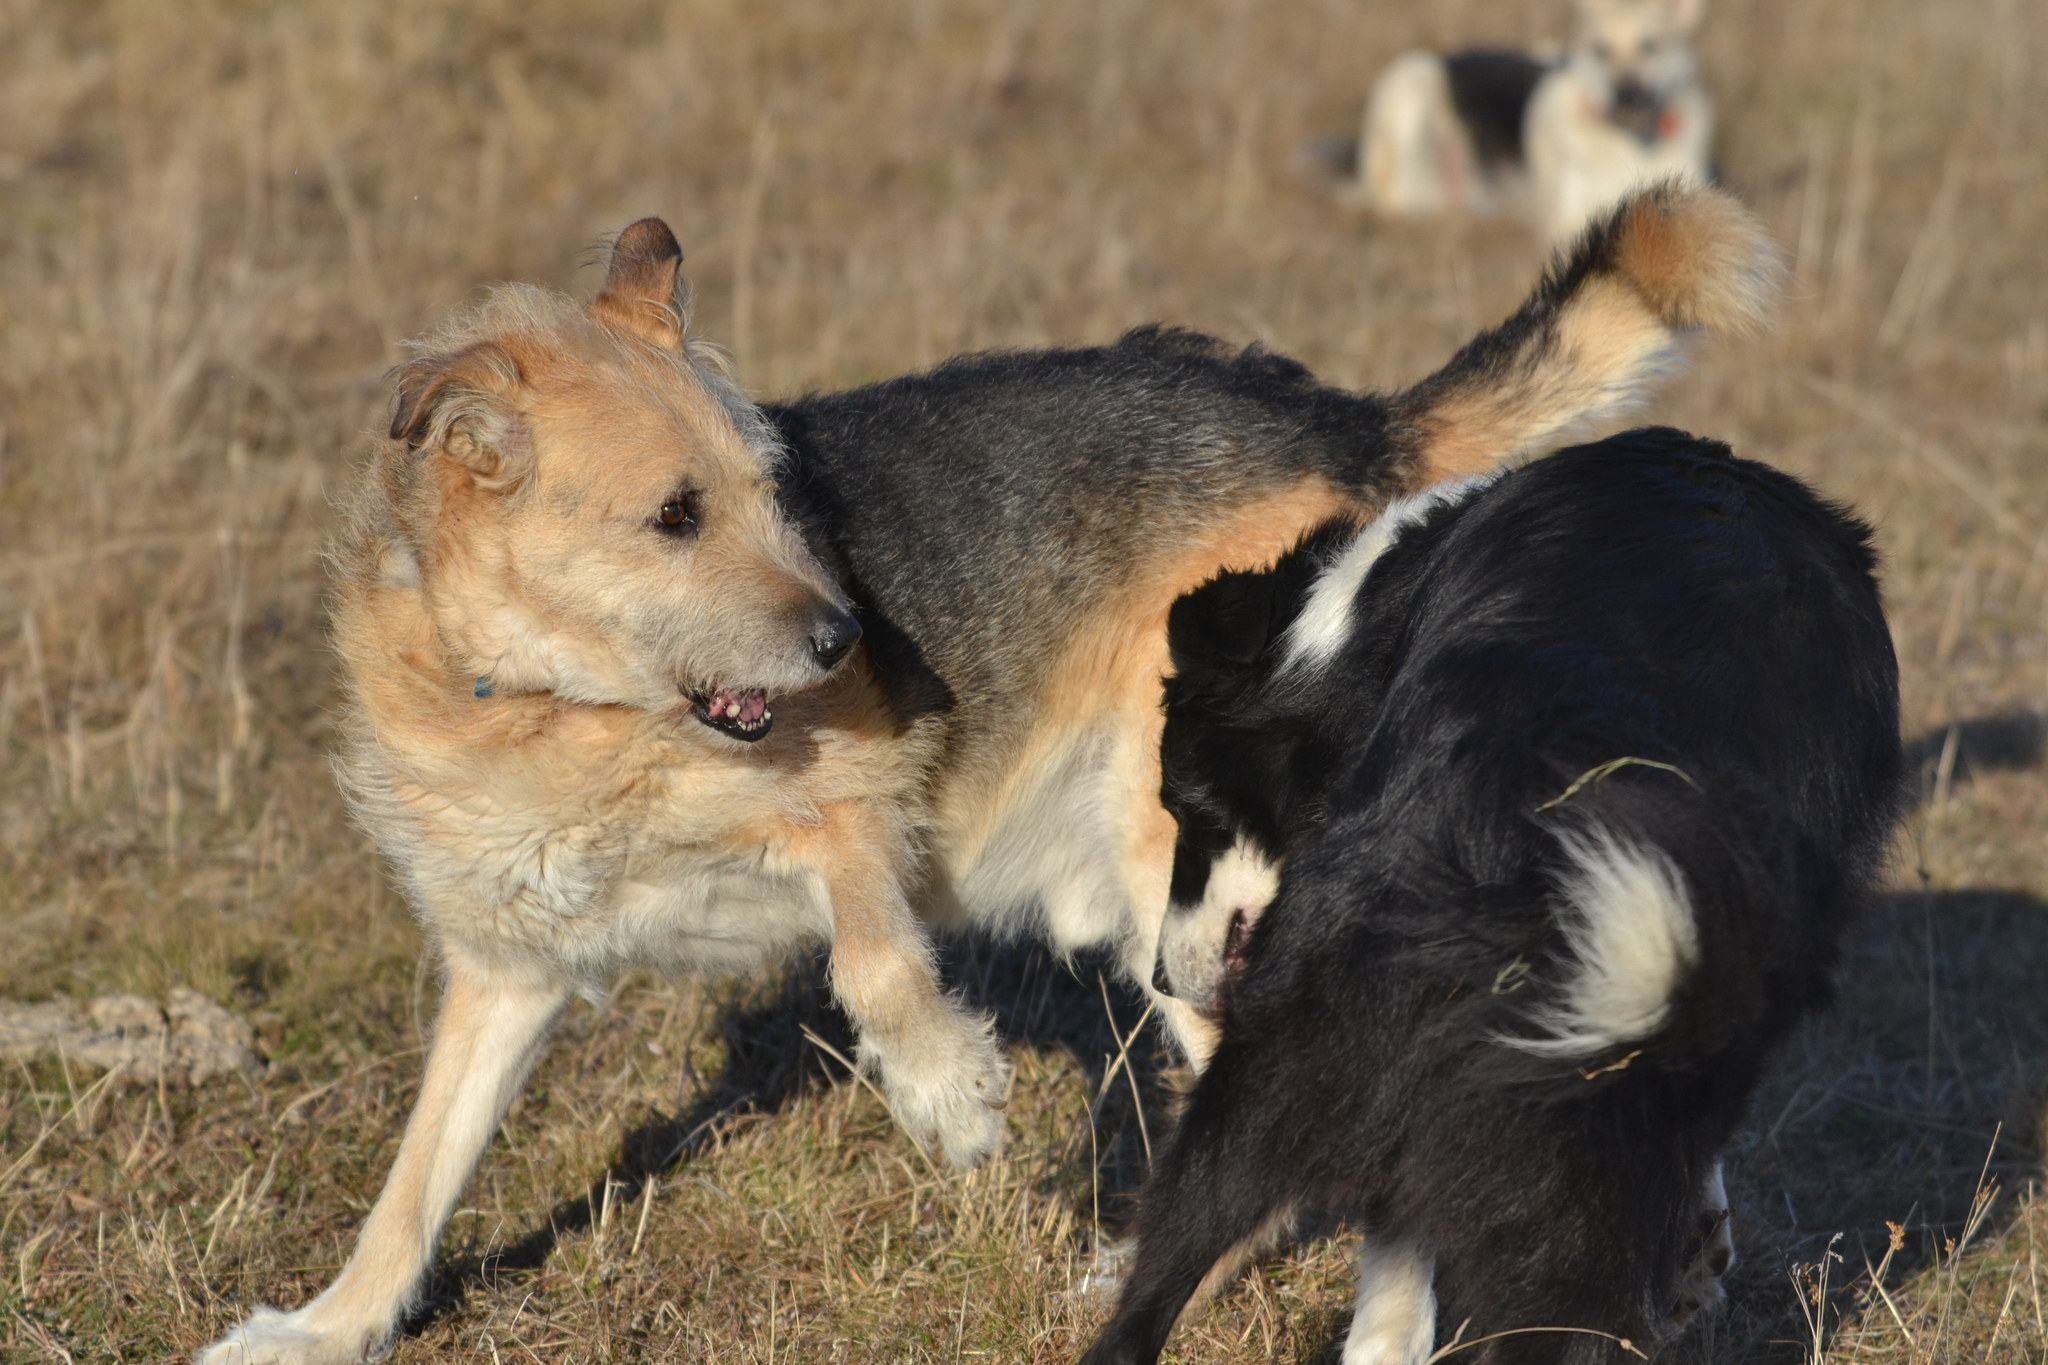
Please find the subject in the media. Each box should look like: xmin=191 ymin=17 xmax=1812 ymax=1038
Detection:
xmin=1481 ymin=428 xmax=1880 ymax=588
xmin=1166 ymin=521 xmax=1358 ymax=681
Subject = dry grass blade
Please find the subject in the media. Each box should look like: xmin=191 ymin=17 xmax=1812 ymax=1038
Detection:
xmin=1802 ymin=373 xmax=2037 ymax=545
xmin=10 ymin=1309 xmax=77 ymax=1365
xmin=1425 ymin=1322 xmax=1649 ymax=1361
xmin=799 ymin=1021 xmax=943 ymax=1179
xmin=1 ymin=1066 xmax=119 ymax=1187
xmin=1091 ymin=974 xmax=1155 ymax=1165
xmin=1534 ymin=756 xmax=1701 ymax=812
xmin=1876 ymin=149 xmax=1968 ymax=351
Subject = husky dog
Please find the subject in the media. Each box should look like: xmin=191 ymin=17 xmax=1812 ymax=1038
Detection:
xmin=1085 ymin=430 xmax=1904 ymax=1365
xmin=196 ymin=186 xmax=1775 ymax=1365
xmin=1353 ymin=0 xmax=1714 ymax=245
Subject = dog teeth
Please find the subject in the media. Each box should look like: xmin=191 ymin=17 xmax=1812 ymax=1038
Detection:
xmin=763 ymin=710 xmax=772 ymax=721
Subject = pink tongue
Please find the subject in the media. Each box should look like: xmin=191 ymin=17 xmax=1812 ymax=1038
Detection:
xmin=714 ymin=688 xmax=767 ymax=722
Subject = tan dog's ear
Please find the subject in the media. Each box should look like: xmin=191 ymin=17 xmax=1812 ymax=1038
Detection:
xmin=588 ymin=218 xmax=686 ymax=348
xmin=388 ymin=342 xmax=532 ymax=485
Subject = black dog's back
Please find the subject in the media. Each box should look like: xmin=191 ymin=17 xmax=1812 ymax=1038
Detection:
xmin=1445 ymin=47 xmax=1548 ymax=168
xmin=1263 ymin=431 xmax=1902 ymax=1047
xmin=1087 ymin=431 xmax=1903 ymax=1365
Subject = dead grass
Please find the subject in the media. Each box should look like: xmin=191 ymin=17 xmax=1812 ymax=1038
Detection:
xmin=1 ymin=0 xmax=2045 ymax=1359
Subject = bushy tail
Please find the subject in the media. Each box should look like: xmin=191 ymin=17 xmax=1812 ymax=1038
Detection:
xmin=1393 ymin=180 xmax=1783 ymax=483
xmin=1497 ymin=769 xmax=1816 ymax=1086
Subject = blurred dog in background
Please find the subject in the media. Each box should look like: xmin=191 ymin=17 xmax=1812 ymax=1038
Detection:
xmin=1333 ymin=0 xmax=1714 ymax=245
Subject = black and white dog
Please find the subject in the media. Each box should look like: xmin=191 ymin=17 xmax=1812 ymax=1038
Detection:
xmin=1348 ymin=0 xmax=1715 ymax=245
xmin=1089 ymin=429 xmax=1904 ymax=1365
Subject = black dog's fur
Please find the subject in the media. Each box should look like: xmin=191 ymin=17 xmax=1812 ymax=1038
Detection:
xmin=1086 ymin=430 xmax=1905 ymax=1365
xmin=1445 ymin=48 xmax=1551 ymax=169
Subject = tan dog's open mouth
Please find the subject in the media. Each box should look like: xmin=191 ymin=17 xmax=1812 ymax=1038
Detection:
xmin=691 ymin=686 xmax=772 ymax=741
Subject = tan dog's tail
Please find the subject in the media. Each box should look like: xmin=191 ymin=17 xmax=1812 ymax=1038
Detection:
xmin=1393 ymin=180 xmax=1782 ymax=483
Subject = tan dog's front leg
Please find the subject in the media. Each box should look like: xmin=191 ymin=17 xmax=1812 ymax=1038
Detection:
xmin=818 ymin=812 xmax=1009 ymax=1167
xmin=197 ymin=953 xmax=570 ymax=1365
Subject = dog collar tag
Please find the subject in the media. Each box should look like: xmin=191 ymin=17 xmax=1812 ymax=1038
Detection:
xmin=474 ymin=675 xmax=494 ymax=699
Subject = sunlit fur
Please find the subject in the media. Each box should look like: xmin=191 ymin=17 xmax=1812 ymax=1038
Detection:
xmin=359 ymin=286 xmax=834 ymax=711
xmin=1509 ymin=828 xmax=1699 ymax=1059
xmin=201 ymin=186 xmax=1780 ymax=1365
xmin=1280 ymin=473 xmax=1499 ymax=676
xmin=1152 ymin=835 xmax=1279 ymax=1027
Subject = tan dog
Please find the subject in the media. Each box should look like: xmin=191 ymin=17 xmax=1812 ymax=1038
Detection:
xmin=202 ymin=230 xmax=979 ymax=1365
xmin=200 ymin=187 xmax=1777 ymax=1364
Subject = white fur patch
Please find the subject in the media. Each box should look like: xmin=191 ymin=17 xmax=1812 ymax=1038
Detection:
xmin=1281 ymin=474 xmax=1495 ymax=675
xmin=1510 ymin=826 xmax=1698 ymax=1058
xmin=1342 ymin=1240 xmax=1437 ymax=1365
xmin=378 ymin=543 xmax=421 ymax=589
xmin=1357 ymin=52 xmax=1474 ymax=216
xmin=1202 ymin=837 xmax=1282 ymax=924
xmin=1154 ymin=835 xmax=1282 ymax=1014
xmin=950 ymin=727 xmax=1129 ymax=953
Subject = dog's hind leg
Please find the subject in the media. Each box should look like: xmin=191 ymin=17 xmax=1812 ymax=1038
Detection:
xmin=196 ymin=953 xmax=570 ymax=1365
xmin=1342 ymin=1240 xmax=1438 ymax=1365
xmin=1426 ymin=1185 xmax=1673 ymax=1365
xmin=1667 ymin=1158 xmax=1734 ymax=1329
xmin=1078 ymin=1101 xmax=1300 ymax=1365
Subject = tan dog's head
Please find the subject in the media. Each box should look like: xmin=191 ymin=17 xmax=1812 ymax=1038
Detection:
xmin=378 ymin=219 xmax=857 ymax=741
xmin=1568 ymin=0 xmax=1704 ymax=140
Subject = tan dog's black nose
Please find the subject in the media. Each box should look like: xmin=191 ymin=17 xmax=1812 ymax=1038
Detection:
xmin=809 ymin=606 xmax=862 ymax=669
xmin=1151 ymin=956 xmax=1175 ymax=998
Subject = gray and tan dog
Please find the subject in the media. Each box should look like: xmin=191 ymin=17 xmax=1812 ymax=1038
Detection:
xmin=1351 ymin=0 xmax=1714 ymax=244
xmin=199 ymin=183 xmax=1775 ymax=1364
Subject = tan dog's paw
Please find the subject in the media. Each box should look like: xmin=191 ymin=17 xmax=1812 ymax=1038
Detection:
xmin=195 ymin=1306 xmax=387 ymax=1365
xmin=864 ymin=1006 xmax=1010 ymax=1167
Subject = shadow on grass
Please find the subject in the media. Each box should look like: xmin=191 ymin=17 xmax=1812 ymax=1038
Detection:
xmin=407 ymin=937 xmax=1162 ymax=1336
xmin=402 ymin=878 xmax=2048 ymax=1358
xmin=1684 ymin=886 xmax=2048 ymax=1362
xmin=1906 ymin=710 xmax=2045 ymax=800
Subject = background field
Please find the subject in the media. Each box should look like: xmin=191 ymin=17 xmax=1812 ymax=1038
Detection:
xmin=3 ymin=0 xmax=2046 ymax=1360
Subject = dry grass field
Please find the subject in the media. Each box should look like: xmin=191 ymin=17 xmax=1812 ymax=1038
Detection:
xmin=3 ymin=0 xmax=2047 ymax=1360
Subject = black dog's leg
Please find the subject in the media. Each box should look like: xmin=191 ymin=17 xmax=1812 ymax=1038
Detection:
xmin=1078 ymin=1099 xmax=1298 ymax=1365
xmin=1425 ymin=1168 xmax=1681 ymax=1365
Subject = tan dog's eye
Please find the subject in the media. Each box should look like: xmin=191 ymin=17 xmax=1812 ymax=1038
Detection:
xmin=656 ymin=495 xmax=696 ymax=534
